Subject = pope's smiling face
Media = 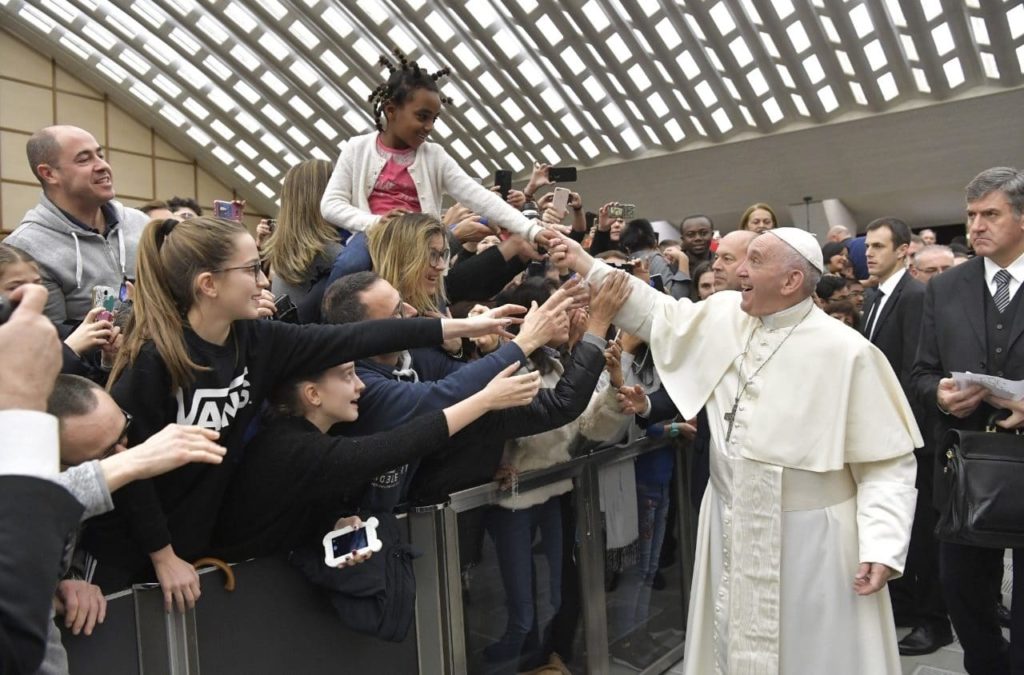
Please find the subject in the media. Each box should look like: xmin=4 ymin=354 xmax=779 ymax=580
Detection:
xmin=735 ymin=236 xmax=809 ymax=316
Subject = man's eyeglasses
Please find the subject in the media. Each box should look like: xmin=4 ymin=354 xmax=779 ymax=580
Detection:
xmin=428 ymin=249 xmax=451 ymax=267
xmin=212 ymin=262 xmax=264 ymax=283
xmin=102 ymin=409 xmax=133 ymax=459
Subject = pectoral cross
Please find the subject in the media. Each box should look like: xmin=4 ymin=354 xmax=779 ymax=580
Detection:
xmin=724 ymin=398 xmax=740 ymax=443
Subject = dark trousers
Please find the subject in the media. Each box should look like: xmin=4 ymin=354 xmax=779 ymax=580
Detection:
xmin=889 ymin=449 xmax=950 ymax=630
xmin=940 ymin=543 xmax=1023 ymax=674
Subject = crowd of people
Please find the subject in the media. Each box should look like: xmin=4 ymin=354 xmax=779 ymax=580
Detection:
xmin=2 ymin=46 xmax=1023 ymax=675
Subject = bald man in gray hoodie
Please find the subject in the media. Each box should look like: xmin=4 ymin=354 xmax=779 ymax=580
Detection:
xmin=5 ymin=126 xmax=149 ymax=323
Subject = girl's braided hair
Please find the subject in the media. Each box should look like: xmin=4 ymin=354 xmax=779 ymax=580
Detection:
xmin=368 ymin=48 xmax=453 ymax=132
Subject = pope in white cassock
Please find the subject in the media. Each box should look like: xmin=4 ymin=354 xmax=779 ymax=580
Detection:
xmin=555 ymin=228 xmax=921 ymax=675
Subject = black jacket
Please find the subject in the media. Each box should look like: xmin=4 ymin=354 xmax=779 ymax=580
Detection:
xmin=408 ymin=338 xmax=606 ymax=505
xmin=214 ymin=412 xmax=449 ymax=561
xmin=0 ymin=477 xmax=83 ymax=675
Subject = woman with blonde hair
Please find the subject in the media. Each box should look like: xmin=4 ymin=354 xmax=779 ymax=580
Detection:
xmin=367 ymin=212 xmax=451 ymax=316
xmin=262 ymin=159 xmax=341 ymax=305
xmin=739 ymin=202 xmax=779 ymax=233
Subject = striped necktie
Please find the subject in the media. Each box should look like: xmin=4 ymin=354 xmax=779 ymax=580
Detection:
xmin=994 ymin=269 xmax=1012 ymax=313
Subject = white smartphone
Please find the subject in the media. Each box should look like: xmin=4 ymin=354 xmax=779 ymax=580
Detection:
xmin=322 ymin=517 xmax=382 ymax=567
xmin=551 ymin=187 xmax=571 ymax=216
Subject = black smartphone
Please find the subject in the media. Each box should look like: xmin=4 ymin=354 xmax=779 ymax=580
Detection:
xmin=547 ymin=166 xmax=577 ymax=183
xmin=609 ymin=261 xmax=635 ymax=273
xmin=527 ymin=260 xmax=547 ymax=277
xmin=494 ymin=170 xmax=513 ymax=200
xmin=650 ymin=274 xmax=665 ymax=293
xmin=0 ymin=296 xmax=15 ymax=324
xmin=585 ymin=211 xmax=598 ymax=229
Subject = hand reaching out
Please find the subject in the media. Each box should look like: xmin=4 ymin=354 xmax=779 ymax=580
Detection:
xmin=617 ymin=384 xmax=649 ymax=416
xmin=481 ymin=362 xmax=542 ymax=410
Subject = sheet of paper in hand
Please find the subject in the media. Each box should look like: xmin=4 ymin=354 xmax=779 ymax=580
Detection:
xmin=953 ymin=371 xmax=1024 ymax=401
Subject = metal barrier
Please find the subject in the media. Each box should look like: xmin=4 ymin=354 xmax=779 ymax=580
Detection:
xmin=62 ymin=438 xmax=697 ymax=674
xmin=409 ymin=437 xmax=698 ymax=675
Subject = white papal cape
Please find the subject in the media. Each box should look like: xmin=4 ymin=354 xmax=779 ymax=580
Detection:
xmin=588 ymin=261 xmax=921 ymax=675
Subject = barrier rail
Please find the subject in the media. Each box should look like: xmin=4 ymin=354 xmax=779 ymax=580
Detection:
xmin=63 ymin=437 xmax=698 ymax=674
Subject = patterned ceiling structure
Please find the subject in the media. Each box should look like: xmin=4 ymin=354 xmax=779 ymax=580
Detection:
xmin=3 ymin=0 xmax=1022 ymax=214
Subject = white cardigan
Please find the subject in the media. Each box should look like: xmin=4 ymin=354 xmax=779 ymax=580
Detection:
xmin=320 ymin=131 xmax=543 ymax=243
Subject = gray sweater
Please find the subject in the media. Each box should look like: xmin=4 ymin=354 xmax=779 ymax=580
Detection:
xmin=5 ymin=194 xmax=148 ymax=322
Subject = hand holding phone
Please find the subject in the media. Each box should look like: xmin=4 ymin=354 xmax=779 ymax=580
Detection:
xmin=551 ymin=187 xmax=571 ymax=218
xmin=214 ymin=199 xmax=245 ymax=222
xmin=494 ymin=170 xmax=513 ymax=201
xmin=323 ymin=517 xmax=382 ymax=567
xmin=547 ymin=166 xmax=578 ymax=183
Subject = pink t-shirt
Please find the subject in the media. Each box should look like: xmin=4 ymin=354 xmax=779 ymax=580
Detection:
xmin=367 ymin=137 xmax=421 ymax=215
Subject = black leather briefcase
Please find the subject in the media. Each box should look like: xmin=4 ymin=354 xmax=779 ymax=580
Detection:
xmin=936 ymin=424 xmax=1024 ymax=548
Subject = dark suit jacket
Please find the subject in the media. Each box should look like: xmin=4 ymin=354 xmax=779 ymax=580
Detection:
xmin=912 ymin=256 xmax=1024 ymax=503
xmin=861 ymin=271 xmax=926 ymax=395
xmin=0 ymin=476 xmax=83 ymax=675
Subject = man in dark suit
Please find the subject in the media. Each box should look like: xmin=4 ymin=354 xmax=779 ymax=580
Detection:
xmin=912 ymin=166 xmax=1024 ymax=674
xmin=0 ymin=284 xmax=84 ymax=674
xmin=861 ymin=217 xmax=952 ymax=655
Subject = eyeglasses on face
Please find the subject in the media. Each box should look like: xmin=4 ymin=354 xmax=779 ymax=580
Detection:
xmin=101 ymin=409 xmax=133 ymax=459
xmin=428 ymin=249 xmax=451 ymax=267
xmin=212 ymin=262 xmax=264 ymax=283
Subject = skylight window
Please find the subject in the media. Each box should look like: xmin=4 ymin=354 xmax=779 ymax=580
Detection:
xmin=920 ymin=0 xmax=942 ymax=22
xmin=261 ymin=72 xmax=289 ymax=95
xmin=261 ymin=103 xmax=287 ymax=125
xmin=655 ymin=17 xmax=682 ymax=50
xmin=210 ymin=120 xmax=235 ymax=140
xmin=159 ymin=107 xmax=187 ymax=127
xmin=319 ymin=50 xmax=348 ymax=77
xmin=773 ymin=0 xmax=795 ymax=20
xmin=257 ymin=0 xmax=288 ymax=20
xmin=234 ymin=165 xmax=256 ymax=182
xmin=535 ymin=14 xmax=562 ymax=46
xmin=579 ymin=137 xmax=600 ymax=158
xmin=970 ymin=16 xmax=990 ymax=45
xmin=850 ymin=81 xmax=868 ymax=104
xmin=802 ymin=54 xmax=825 ymax=84
xmin=562 ymin=47 xmax=586 ymax=76
xmin=236 ymin=140 xmax=258 ymax=159
xmin=182 ymin=98 xmax=210 ymax=119
xmin=43 ymin=0 xmax=78 ymax=24
xmin=729 ymin=36 xmax=753 ymax=67
xmin=836 ymin=50 xmax=854 ymax=76
xmin=169 ymin=27 xmax=200 ymax=54
xmin=59 ymin=34 xmax=92 ymax=59
xmin=709 ymin=3 xmax=736 ymax=35
xmin=762 ymin=96 xmax=783 ymax=123
xmin=290 ymin=61 xmax=319 ymax=86
xmin=356 ymin=0 xmax=389 ymax=25
xmin=313 ymin=120 xmax=338 ymax=140
xmin=849 ymin=4 xmax=874 ymax=39
xmin=211 ymin=147 xmax=235 ymax=165
xmin=760 ymin=32 xmax=780 ymax=58
xmin=931 ymin=23 xmax=955 ymax=56
xmin=450 ymin=138 xmax=472 ymax=160
xmin=739 ymin=0 xmax=762 ymax=24
xmin=203 ymin=55 xmax=232 ymax=81
xmin=684 ymin=13 xmax=706 ymax=40
xmin=980 ymin=52 xmax=999 ymax=79
xmin=820 ymin=16 xmax=840 ymax=44
xmin=1011 ymin=4 xmax=1024 ymax=40
xmin=261 ymin=132 xmax=286 ymax=153
xmin=131 ymin=0 xmax=165 ymax=29
xmin=259 ymin=33 xmax=291 ymax=61
xmin=791 ymin=93 xmax=809 ymax=116
xmin=695 ymin=80 xmax=717 ymax=107
xmin=464 ymin=1 xmax=499 ymax=29
xmin=912 ymin=68 xmax=931 ymax=93
xmin=485 ymin=131 xmax=507 ymax=152
xmin=606 ymin=34 xmax=630 ymax=63
xmin=747 ymin=68 xmax=769 ymax=96
xmin=257 ymin=183 xmax=276 ymax=199
xmin=259 ymin=159 xmax=282 ymax=177
xmin=648 ymin=92 xmax=670 ymax=117
xmin=231 ymin=45 xmax=260 ymax=71
xmin=287 ymin=127 xmax=311 ymax=146
xmin=619 ymin=128 xmax=643 ymax=151
xmin=153 ymin=74 xmax=181 ymax=98
xmin=739 ymin=106 xmax=755 ymax=126
xmin=224 ymin=2 xmax=257 ymax=32
xmin=424 ymin=11 xmax=455 ymax=41
xmin=864 ymin=39 xmax=887 ymax=71
xmin=453 ymin=44 xmax=480 ymax=71
xmin=186 ymin=127 xmax=211 ymax=146
xmin=130 ymin=82 xmax=159 ymax=106
xmin=776 ymin=64 xmax=795 ymax=87
xmin=627 ymin=64 xmax=652 ymax=90
xmin=290 ymin=20 xmax=320 ymax=48
xmin=501 ymin=99 xmax=525 ymax=121
xmin=711 ymin=108 xmax=732 ymax=133
xmin=677 ymin=51 xmax=701 ymax=79
xmin=288 ymin=95 xmax=314 ymax=118
xmin=664 ymin=119 xmax=685 ymax=142
xmin=878 ymin=71 xmax=899 ymax=100
xmin=464 ymin=108 xmax=488 ymax=131
xmin=494 ymin=28 xmax=523 ymax=59
xmin=786 ymin=22 xmax=811 ymax=53
xmin=817 ymin=85 xmax=838 ymax=112
xmin=85 ymin=20 xmax=118 ymax=50
xmin=943 ymin=57 xmax=965 ymax=87
xmin=97 ymin=59 xmax=128 ymax=83
xmin=900 ymin=34 xmax=919 ymax=61
xmin=583 ymin=0 xmax=610 ymax=32
xmin=321 ymin=7 xmax=353 ymax=38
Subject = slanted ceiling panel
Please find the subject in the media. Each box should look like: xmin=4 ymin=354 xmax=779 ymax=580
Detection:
xmin=2 ymin=0 xmax=1021 ymax=215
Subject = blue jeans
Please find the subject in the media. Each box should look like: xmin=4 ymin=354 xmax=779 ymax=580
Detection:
xmin=484 ymin=497 xmax=564 ymax=663
xmin=616 ymin=480 xmax=671 ymax=636
xmin=326 ymin=231 xmax=373 ymax=286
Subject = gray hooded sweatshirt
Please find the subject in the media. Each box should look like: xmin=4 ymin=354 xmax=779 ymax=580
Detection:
xmin=5 ymin=193 xmax=148 ymax=323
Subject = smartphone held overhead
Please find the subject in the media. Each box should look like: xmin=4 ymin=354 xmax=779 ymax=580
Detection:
xmin=214 ymin=199 xmax=245 ymax=222
xmin=547 ymin=166 xmax=577 ymax=183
